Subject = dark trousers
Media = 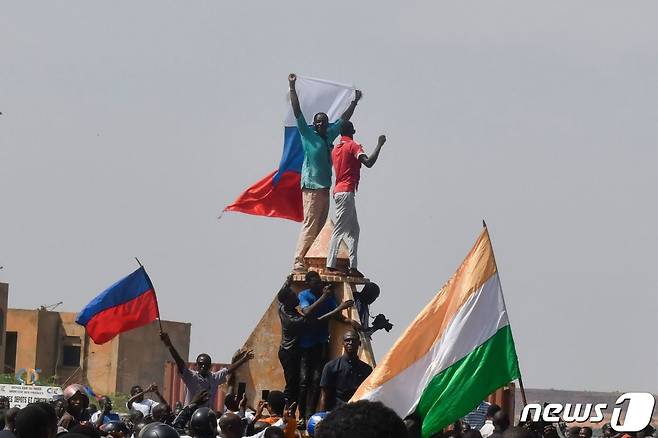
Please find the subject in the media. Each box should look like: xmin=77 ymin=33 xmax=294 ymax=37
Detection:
xmin=298 ymin=343 xmax=327 ymax=419
xmin=278 ymin=347 xmax=301 ymax=407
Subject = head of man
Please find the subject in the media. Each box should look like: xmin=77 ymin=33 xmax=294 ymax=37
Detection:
xmin=492 ymin=411 xmax=510 ymax=433
xmin=101 ymin=420 xmax=130 ymax=438
xmin=566 ymin=426 xmax=581 ymax=438
xmin=305 ymin=271 xmax=323 ymax=293
xmin=50 ymin=398 xmax=66 ymax=419
xmin=139 ymin=422 xmax=180 ymax=438
xmin=218 ymin=412 xmax=242 ymax=438
xmin=99 ymin=396 xmax=113 ymax=412
xmin=189 ymin=407 xmax=217 ymax=437
xmin=340 ymin=121 xmax=356 ymax=138
xmin=266 ymin=391 xmax=286 ymax=417
xmin=343 ymin=330 xmax=361 ymax=358
xmin=359 ymin=283 xmax=380 ymax=305
xmin=602 ymin=424 xmax=614 ymax=438
xmin=130 ymin=385 xmax=144 ymax=403
xmin=315 ymin=400 xmax=407 ymax=438
xmin=195 ymin=353 xmax=212 ymax=377
xmin=63 ymin=384 xmax=89 ymax=419
xmin=0 ymin=397 xmax=9 ymax=410
xmin=4 ymin=406 xmax=19 ymax=431
xmin=579 ymin=427 xmax=593 ymax=438
xmin=486 ymin=404 xmax=501 ymax=420
xmin=15 ymin=403 xmax=57 ymax=438
xmin=313 ymin=112 xmax=329 ymax=137
xmin=277 ymin=288 xmax=299 ymax=309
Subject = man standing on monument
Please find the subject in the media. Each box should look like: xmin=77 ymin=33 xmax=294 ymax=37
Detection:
xmin=288 ymin=73 xmax=362 ymax=274
xmin=160 ymin=331 xmax=254 ymax=408
xmin=326 ymin=121 xmax=386 ymax=277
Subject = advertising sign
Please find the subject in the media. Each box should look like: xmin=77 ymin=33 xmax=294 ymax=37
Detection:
xmin=0 ymin=384 xmax=63 ymax=408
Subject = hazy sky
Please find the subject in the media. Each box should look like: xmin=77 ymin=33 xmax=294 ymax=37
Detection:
xmin=1 ymin=1 xmax=656 ymax=393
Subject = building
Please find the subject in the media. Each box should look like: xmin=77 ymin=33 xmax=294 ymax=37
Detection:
xmin=6 ymin=306 xmax=190 ymax=395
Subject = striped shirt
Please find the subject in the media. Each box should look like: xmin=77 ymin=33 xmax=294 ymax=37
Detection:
xmin=463 ymin=400 xmax=491 ymax=430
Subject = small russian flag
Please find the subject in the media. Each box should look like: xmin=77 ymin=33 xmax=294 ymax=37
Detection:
xmin=76 ymin=267 xmax=160 ymax=344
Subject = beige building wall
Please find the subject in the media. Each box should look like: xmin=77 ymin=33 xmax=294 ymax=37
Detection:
xmin=6 ymin=309 xmax=39 ymax=372
xmin=116 ymin=320 xmax=190 ymax=394
xmin=7 ymin=308 xmax=190 ymax=395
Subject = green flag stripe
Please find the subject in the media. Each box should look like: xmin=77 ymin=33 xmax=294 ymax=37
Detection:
xmin=417 ymin=325 xmax=520 ymax=438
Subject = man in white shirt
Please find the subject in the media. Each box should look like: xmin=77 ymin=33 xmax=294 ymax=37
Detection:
xmin=480 ymin=404 xmax=502 ymax=438
xmin=126 ymin=383 xmax=168 ymax=418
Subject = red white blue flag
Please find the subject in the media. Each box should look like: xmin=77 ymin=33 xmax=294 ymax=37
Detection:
xmin=224 ymin=76 xmax=355 ymax=222
xmin=76 ymin=267 xmax=160 ymax=344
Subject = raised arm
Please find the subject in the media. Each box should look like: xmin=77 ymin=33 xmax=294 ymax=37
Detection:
xmin=300 ymin=285 xmax=333 ymax=317
xmin=226 ymin=348 xmax=255 ymax=374
xmin=340 ymin=90 xmax=362 ymax=121
xmin=126 ymin=388 xmax=148 ymax=410
xmin=160 ymin=331 xmax=186 ymax=375
xmin=316 ymin=300 xmax=354 ymax=322
xmin=359 ymin=135 xmax=387 ymax=168
xmin=150 ymin=383 xmax=169 ymax=406
xmin=288 ymin=73 xmax=302 ymax=119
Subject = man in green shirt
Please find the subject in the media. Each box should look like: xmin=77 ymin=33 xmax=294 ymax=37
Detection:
xmin=288 ymin=73 xmax=362 ymax=273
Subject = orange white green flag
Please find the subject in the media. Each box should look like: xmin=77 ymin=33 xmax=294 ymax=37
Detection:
xmin=351 ymin=226 xmax=521 ymax=438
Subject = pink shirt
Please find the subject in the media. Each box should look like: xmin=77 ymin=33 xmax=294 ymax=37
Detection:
xmin=332 ymin=136 xmax=365 ymax=193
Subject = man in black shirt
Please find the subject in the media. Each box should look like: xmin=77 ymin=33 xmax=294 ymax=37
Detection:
xmin=277 ymin=277 xmax=305 ymax=410
xmin=318 ymin=330 xmax=372 ymax=411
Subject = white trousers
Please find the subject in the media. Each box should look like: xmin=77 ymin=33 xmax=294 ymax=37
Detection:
xmin=326 ymin=191 xmax=359 ymax=269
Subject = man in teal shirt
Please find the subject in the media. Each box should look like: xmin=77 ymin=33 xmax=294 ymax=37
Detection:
xmin=288 ymin=73 xmax=362 ymax=273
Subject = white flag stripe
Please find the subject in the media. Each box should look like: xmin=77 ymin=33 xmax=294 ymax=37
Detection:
xmin=283 ymin=75 xmax=355 ymax=126
xmin=361 ymin=273 xmax=509 ymax=417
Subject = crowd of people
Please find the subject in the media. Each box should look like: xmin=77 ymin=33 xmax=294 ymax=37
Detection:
xmin=5 ymin=386 xmax=655 ymax=438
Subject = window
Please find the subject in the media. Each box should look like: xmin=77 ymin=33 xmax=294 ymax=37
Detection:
xmin=62 ymin=345 xmax=81 ymax=367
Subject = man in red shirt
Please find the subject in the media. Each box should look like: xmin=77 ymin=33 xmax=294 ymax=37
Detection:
xmin=326 ymin=121 xmax=386 ymax=277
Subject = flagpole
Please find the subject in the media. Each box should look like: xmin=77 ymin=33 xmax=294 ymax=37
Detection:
xmin=135 ymin=257 xmax=164 ymax=333
xmin=481 ymin=220 xmax=528 ymax=407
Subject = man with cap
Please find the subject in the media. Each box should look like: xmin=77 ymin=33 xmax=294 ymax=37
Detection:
xmin=318 ymin=330 xmax=372 ymax=411
xmin=160 ymin=331 xmax=254 ymax=408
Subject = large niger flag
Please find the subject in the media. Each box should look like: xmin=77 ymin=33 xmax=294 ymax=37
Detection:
xmin=352 ymin=227 xmax=521 ymax=438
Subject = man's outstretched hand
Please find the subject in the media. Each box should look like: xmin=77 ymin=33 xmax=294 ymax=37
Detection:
xmin=378 ymin=135 xmax=387 ymax=146
xmin=355 ymin=90 xmax=363 ymax=102
xmin=234 ymin=348 xmax=255 ymax=362
xmin=288 ymin=73 xmax=297 ymax=86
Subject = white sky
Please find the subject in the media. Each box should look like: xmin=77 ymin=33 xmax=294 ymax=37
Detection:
xmin=1 ymin=1 xmax=656 ymax=393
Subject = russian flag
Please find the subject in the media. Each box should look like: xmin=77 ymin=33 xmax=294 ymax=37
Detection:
xmin=76 ymin=267 xmax=160 ymax=344
xmin=224 ymin=76 xmax=355 ymax=222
